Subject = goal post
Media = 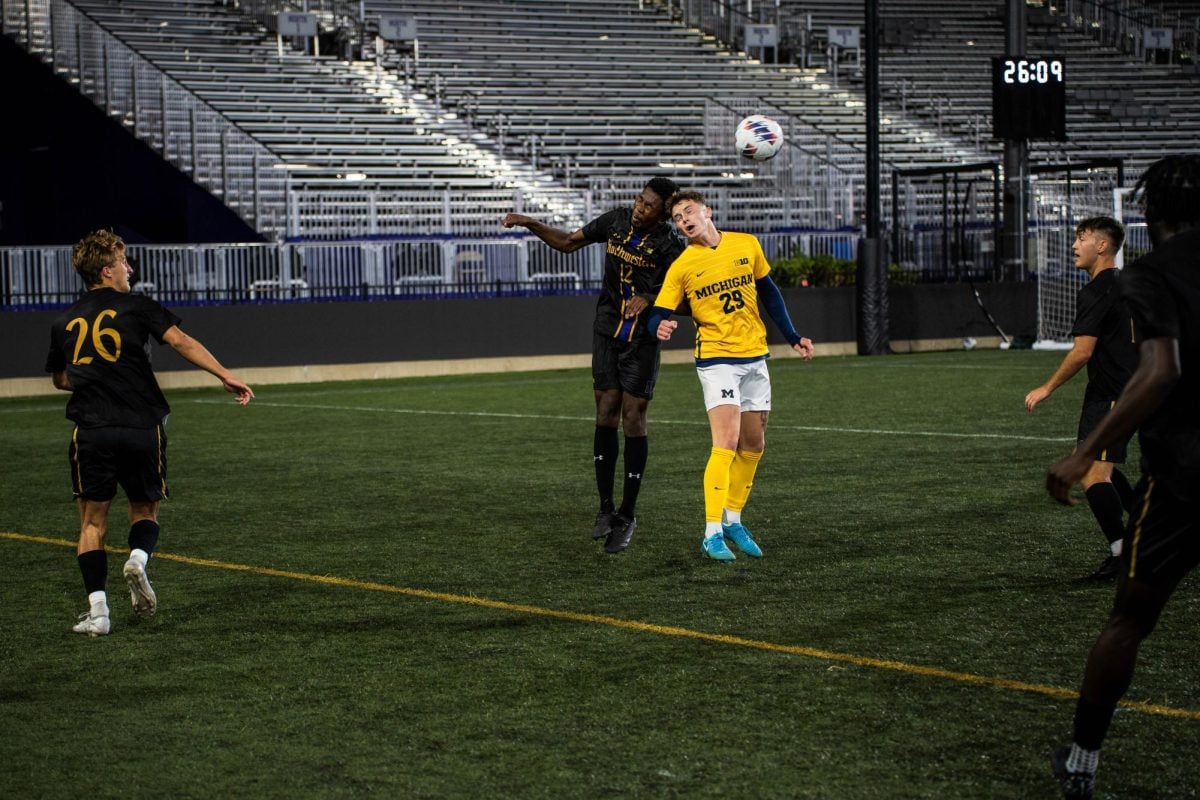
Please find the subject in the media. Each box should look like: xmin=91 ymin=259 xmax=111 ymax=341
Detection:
xmin=1029 ymin=163 xmax=1128 ymax=349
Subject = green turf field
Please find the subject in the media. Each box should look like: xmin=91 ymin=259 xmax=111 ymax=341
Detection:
xmin=1 ymin=349 xmax=1196 ymax=799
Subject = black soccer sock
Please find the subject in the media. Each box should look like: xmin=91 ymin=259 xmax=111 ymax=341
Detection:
xmin=617 ymin=435 xmax=648 ymax=519
xmin=1085 ymin=483 xmax=1126 ymax=546
xmin=77 ymin=549 xmax=108 ymax=595
xmin=128 ymin=519 xmax=160 ymax=558
xmin=1072 ymin=696 xmax=1117 ymax=752
xmin=594 ymin=426 xmax=619 ymax=513
xmin=1111 ymin=469 xmax=1135 ymax=513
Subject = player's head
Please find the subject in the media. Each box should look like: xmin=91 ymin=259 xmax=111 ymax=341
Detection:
xmin=667 ymin=190 xmax=713 ymax=243
xmin=632 ymin=177 xmax=680 ymax=230
xmin=1133 ymin=155 xmax=1200 ymax=236
xmin=73 ymin=229 xmax=130 ymax=290
xmin=1073 ymin=216 xmax=1124 ymax=272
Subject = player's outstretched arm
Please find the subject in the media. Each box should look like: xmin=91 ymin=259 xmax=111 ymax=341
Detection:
xmin=502 ymin=214 xmax=588 ymax=254
xmin=1024 ymin=336 xmax=1095 ymax=411
xmin=1046 ymin=336 xmax=1178 ymax=504
xmin=756 ymin=275 xmax=810 ymax=359
xmin=162 ymin=326 xmax=254 ymax=405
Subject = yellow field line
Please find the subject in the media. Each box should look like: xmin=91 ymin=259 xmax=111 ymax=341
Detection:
xmin=5 ymin=530 xmax=1197 ymax=721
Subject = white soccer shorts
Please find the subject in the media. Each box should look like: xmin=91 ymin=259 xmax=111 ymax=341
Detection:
xmin=696 ymin=359 xmax=772 ymax=412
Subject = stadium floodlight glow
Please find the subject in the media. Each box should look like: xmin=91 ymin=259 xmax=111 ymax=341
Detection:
xmin=344 ymin=172 xmax=367 ymax=181
xmin=272 ymin=163 xmax=314 ymax=169
xmin=658 ymin=162 xmax=696 ymax=168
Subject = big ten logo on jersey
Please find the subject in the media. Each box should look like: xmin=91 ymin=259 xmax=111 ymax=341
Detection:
xmin=734 ymin=257 xmax=750 ymax=266
xmin=66 ymin=310 xmax=123 ymax=365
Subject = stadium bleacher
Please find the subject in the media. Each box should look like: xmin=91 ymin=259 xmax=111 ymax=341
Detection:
xmin=3 ymin=0 xmax=1195 ymax=257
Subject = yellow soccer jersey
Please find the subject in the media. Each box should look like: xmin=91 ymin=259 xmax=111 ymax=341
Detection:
xmin=655 ymin=231 xmax=771 ymax=362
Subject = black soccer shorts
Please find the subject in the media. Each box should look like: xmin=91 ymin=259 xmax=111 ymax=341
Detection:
xmin=592 ymin=333 xmax=661 ymax=400
xmin=1077 ymin=396 xmax=1131 ymax=463
xmin=1121 ymin=475 xmax=1200 ymax=587
xmin=69 ymin=424 xmax=168 ymax=502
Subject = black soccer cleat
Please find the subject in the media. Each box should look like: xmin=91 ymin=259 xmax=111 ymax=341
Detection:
xmin=592 ymin=511 xmax=617 ymax=540
xmin=1050 ymin=746 xmax=1095 ymax=800
xmin=604 ymin=515 xmax=637 ymax=554
xmin=1087 ymin=555 xmax=1120 ymax=582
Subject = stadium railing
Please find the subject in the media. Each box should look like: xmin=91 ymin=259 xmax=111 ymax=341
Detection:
xmin=0 ymin=231 xmax=863 ymax=309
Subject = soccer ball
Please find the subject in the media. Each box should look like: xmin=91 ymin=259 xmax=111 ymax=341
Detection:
xmin=735 ymin=115 xmax=784 ymax=160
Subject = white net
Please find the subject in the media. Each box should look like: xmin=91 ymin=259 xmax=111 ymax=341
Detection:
xmin=1030 ymin=169 xmax=1125 ymax=348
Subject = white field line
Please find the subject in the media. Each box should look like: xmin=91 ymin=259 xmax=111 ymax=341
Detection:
xmin=189 ymin=399 xmax=1076 ymax=443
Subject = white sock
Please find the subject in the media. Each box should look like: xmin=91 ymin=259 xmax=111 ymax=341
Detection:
xmin=1110 ymin=540 xmax=1123 ymax=557
xmin=723 ymin=510 xmax=742 ymax=525
xmin=1067 ymin=743 xmax=1100 ymax=775
xmin=704 ymin=521 xmax=724 ymax=538
xmin=128 ymin=548 xmax=149 ymax=569
xmin=88 ymin=590 xmax=109 ymax=617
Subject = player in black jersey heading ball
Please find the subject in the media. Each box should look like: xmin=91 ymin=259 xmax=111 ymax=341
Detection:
xmin=46 ymin=230 xmax=253 ymax=637
xmin=1045 ymin=155 xmax=1200 ymax=799
xmin=504 ymin=178 xmax=685 ymax=554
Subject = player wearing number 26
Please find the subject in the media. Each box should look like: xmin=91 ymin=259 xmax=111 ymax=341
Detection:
xmin=648 ymin=191 xmax=813 ymax=562
xmin=45 ymin=229 xmax=253 ymax=638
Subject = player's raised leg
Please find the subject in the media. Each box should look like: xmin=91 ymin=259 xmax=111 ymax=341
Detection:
xmin=592 ymin=388 xmax=621 ymax=540
xmin=123 ymin=501 xmax=161 ymax=619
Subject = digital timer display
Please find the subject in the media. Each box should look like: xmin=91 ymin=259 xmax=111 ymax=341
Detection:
xmin=992 ymin=56 xmax=1067 ymax=140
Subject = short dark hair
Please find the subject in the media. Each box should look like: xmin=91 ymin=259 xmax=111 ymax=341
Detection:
xmin=1133 ymin=155 xmax=1200 ymax=227
xmin=645 ymin=177 xmax=680 ymax=207
xmin=666 ymin=190 xmax=707 ymax=215
xmin=72 ymin=229 xmax=125 ymax=287
xmin=1075 ymin=216 xmax=1125 ymax=252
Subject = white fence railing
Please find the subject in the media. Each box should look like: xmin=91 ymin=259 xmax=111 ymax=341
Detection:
xmin=286 ymin=187 xmax=593 ymax=239
xmin=1 ymin=231 xmax=861 ymax=308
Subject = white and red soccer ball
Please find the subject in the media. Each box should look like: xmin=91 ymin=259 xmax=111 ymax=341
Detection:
xmin=735 ymin=115 xmax=784 ymax=160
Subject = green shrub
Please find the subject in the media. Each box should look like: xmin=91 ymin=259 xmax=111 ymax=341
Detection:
xmin=772 ymin=253 xmax=920 ymax=287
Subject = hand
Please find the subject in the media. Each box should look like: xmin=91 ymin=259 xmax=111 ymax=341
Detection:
xmin=1046 ymin=452 xmax=1090 ymax=506
xmin=657 ymin=319 xmax=678 ymax=341
xmin=502 ymin=213 xmax=532 ymax=229
xmin=624 ymin=295 xmax=648 ymax=318
xmin=222 ymin=377 xmax=255 ymax=406
xmin=793 ymin=338 xmax=814 ymax=360
xmin=1024 ymin=386 xmax=1050 ymax=412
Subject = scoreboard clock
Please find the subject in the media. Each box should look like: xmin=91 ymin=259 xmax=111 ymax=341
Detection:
xmin=992 ymin=57 xmax=1067 ymax=140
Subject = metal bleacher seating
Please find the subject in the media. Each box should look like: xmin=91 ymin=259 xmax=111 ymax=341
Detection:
xmin=9 ymin=0 xmax=1195 ymax=243
xmin=777 ymin=0 xmax=1199 ymax=177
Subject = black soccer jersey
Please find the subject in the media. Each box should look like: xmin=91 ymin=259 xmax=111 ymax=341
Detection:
xmin=1071 ymin=268 xmax=1137 ymax=399
xmin=582 ymin=207 xmax=685 ymax=343
xmin=1120 ymin=227 xmax=1200 ymax=498
xmin=45 ymin=288 xmax=181 ymax=429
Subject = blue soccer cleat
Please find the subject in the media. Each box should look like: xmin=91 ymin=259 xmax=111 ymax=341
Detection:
xmin=702 ymin=534 xmax=736 ymax=562
xmin=722 ymin=523 xmax=763 ymax=558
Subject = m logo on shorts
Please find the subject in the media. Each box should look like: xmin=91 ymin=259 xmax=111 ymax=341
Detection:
xmin=721 ymin=389 xmax=735 ymax=398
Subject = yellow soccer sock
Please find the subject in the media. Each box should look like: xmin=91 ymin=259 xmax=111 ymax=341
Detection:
xmin=725 ymin=448 xmax=764 ymax=516
xmin=703 ymin=447 xmax=736 ymax=524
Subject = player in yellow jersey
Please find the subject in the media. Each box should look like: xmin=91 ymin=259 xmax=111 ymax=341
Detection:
xmin=646 ymin=191 xmax=814 ymax=561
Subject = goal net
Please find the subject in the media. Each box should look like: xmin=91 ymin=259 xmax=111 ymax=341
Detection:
xmin=1030 ymin=168 xmax=1128 ymax=349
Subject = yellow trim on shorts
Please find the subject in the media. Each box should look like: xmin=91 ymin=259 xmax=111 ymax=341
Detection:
xmin=1128 ymin=476 xmax=1155 ymax=580
xmin=71 ymin=426 xmax=83 ymax=496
